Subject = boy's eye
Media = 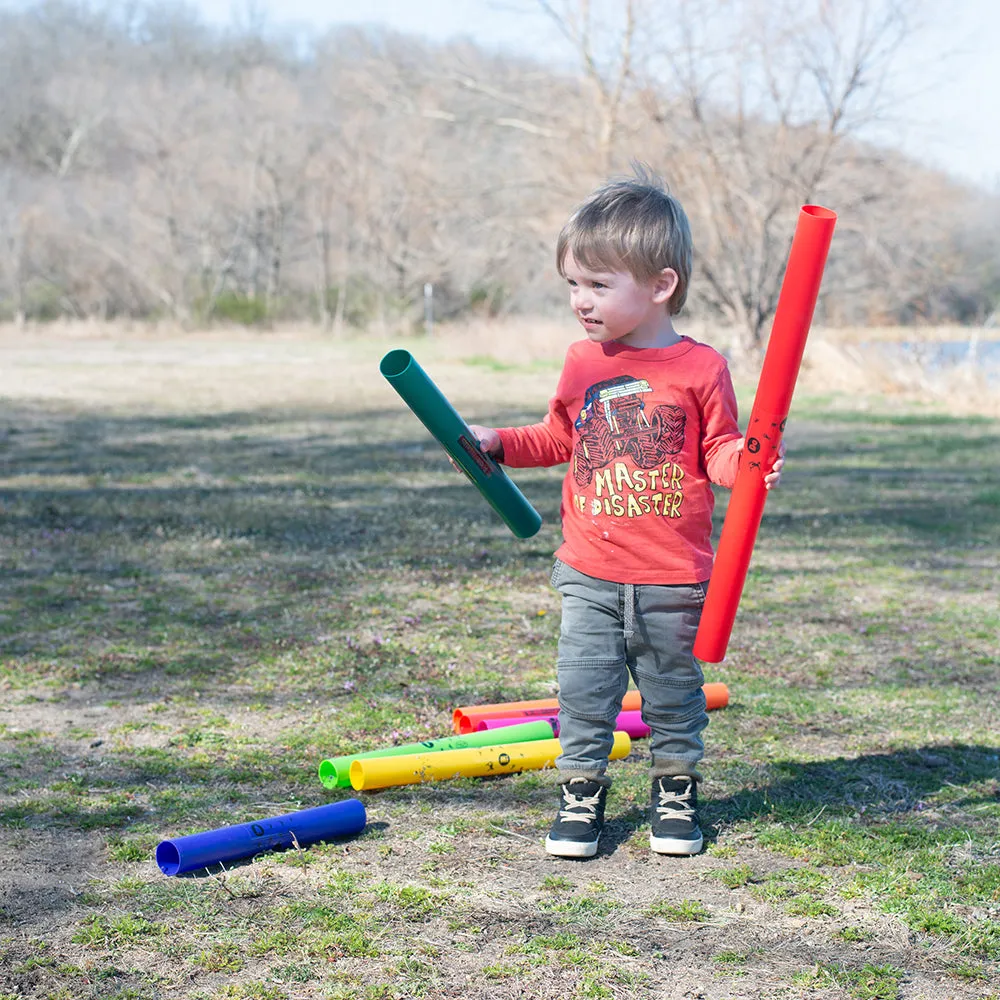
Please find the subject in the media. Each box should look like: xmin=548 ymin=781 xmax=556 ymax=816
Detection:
xmin=592 ymin=282 xmax=605 ymax=289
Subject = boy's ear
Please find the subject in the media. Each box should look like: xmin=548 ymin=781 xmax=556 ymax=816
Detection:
xmin=651 ymin=268 xmax=679 ymax=306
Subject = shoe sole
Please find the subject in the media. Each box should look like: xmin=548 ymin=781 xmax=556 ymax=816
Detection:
xmin=650 ymin=833 xmax=703 ymax=855
xmin=545 ymin=835 xmax=599 ymax=858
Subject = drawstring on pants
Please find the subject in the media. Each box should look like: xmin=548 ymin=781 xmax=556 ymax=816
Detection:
xmin=623 ymin=583 xmax=636 ymax=642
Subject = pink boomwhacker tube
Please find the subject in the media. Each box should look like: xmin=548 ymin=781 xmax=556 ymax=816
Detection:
xmin=693 ymin=205 xmax=837 ymax=664
xmin=475 ymin=710 xmax=651 ymax=739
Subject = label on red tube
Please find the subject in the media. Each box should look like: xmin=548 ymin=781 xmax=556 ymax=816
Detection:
xmin=740 ymin=413 xmax=786 ymax=477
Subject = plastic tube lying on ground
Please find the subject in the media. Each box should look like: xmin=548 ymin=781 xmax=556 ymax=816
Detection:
xmin=380 ymin=349 xmax=542 ymax=539
xmin=318 ymin=719 xmax=556 ymax=789
xmin=694 ymin=205 xmax=837 ymax=664
xmin=453 ymin=683 xmax=729 ymax=734
xmin=349 ymin=732 xmax=632 ymax=791
xmin=476 ymin=709 xmax=651 ymax=739
xmin=155 ymin=800 xmax=367 ymax=876
xmin=454 ymin=690 xmax=643 ymax=733
xmin=476 ymin=715 xmax=560 ymax=733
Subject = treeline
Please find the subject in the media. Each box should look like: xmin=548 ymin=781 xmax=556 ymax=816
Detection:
xmin=1 ymin=0 xmax=998 ymax=352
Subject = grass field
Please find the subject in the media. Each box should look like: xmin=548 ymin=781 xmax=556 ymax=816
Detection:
xmin=1 ymin=323 xmax=998 ymax=1000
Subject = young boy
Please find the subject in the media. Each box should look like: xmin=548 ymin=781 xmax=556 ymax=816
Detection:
xmin=468 ymin=165 xmax=783 ymax=859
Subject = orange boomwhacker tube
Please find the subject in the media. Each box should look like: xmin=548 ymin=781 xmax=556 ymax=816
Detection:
xmin=453 ymin=682 xmax=729 ymax=734
xmin=693 ymin=205 xmax=837 ymax=664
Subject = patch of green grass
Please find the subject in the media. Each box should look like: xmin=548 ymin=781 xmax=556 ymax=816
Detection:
xmin=713 ymin=949 xmax=755 ymax=964
xmin=321 ymin=870 xmax=367 ymax=896
xmin=577 ymin=977 xmax=614 ymax=999
xmin=509 ymin=931 xmax=583 ymax=954
xmin=372 ymin=883 xmax=448 ymax=920
xmin=540 ymin=874 xmax=574 ymax=891
xmin=309 ymin=927 xmax=381 ymax=960
xmin=705 ymin=842 xmax=737 ymax=858
xmin=747 ymin=867 xmax=829 ymax=901
xmin=644 ymin=899 xmax=710 ymax=922
xmin=105 ymin=834 xmax=157 ymax=862
xmin=905 ymin=906 xmax=964 ymax=936
xmin=837 ymin=926 xmax=874 ymax=943
xmin=540 ymin=893 xmax=620 ymax=919
xmin=214 ymin=985 xmax=289 ymax=1000
xmin=786 ymin=896 xmax=839 ymax=917
xmin=194 ymin=941 xmax=244 ymax=972
xmin=945 ymin=960 xmax=989 ymax=981
xmin=71 ymin=914 xmax=168 ymax=948
xmin=706 ymin=863 xmax=753 ymax=888
xmin=481 ymin=961 xmax=522 ymax=979
xmin=245 ymin=929 xmax=300 ymax=958
xmin=793 ymin=962 xmax=905 ymax=999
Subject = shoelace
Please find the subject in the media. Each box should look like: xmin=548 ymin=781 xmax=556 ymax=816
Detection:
xmin=558 ymin=787 xmax=602 ymax=825
xmin=655 ymin=781 xmax=695 ymax=822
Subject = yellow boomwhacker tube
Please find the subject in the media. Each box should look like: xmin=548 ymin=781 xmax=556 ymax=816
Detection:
xmin=349 ymin=732 xmax=631 ymax=791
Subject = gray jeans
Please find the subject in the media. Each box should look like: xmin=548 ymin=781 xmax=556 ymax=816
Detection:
xmin=551 ymin=558 xmax=709 ymax=782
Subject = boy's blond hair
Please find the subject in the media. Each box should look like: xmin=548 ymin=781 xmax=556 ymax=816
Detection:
xmin=556 ymin=164 xmax=693 ymax=314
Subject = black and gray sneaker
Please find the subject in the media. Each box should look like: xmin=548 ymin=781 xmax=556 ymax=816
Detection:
xmin=544 ymin=778 xmax=607 ymax=858
xmin=650 ymin=775 xmax=703 ymax=855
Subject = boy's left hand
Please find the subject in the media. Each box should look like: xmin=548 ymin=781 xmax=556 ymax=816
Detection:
xmin=736 ymin=438 xmax=786 ymax=490
xmin=764 ymin=441 xmax=786 ymax=490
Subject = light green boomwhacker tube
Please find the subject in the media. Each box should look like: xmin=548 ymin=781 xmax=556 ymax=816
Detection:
xmin=379 ymin=349 xmax=542 ymax=539
xmin=318 ymin=718 xmax=556 ymax=789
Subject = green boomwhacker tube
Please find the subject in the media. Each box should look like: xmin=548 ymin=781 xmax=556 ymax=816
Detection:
xmin=379 ymin=349 xmax=542 ymax=539
xmin=318 ymin=718 xmax=556 ymax=789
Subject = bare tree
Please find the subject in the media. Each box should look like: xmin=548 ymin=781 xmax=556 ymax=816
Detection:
xmin=637 ymin=0 xmax=920 ymax=355
xmin=0 ymin=168 xmax=34 ymax=326
xmin=0 ymin=0 xmax=993 ymax=333
xmin=537 ymin=0 xmax=641 ymax=176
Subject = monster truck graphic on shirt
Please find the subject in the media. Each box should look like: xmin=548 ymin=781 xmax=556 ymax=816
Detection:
xmin=572 ymin=375 xmax=686 ymax=487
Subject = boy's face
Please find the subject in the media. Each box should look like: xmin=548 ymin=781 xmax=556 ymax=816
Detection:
xmin=562 ymin=252 xmax=679 ymax=349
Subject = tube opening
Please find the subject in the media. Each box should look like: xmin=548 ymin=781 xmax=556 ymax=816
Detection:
xmin=156 ymin=842 xmax=181 ymax=876
xmin=349 ymin=760 xmax=365 ymax=790
xmin=801 ymin=205 xmax=837 ymax=221
xmin=379 ymin=349 xmax=413 ymax=379
xmin=317 ymin=760 xmax=336 ymax=788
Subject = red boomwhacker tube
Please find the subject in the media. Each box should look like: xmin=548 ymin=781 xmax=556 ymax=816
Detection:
xmin=693 ymin=205 xmax=837 ymax=664
xmin=453 ymin=683 xmax=729 ymax=734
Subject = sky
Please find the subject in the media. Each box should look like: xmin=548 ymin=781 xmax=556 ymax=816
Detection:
xmin=102 ymin=0 xmax=1000 ymax=190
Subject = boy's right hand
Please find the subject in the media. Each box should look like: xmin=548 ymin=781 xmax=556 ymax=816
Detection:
xmin=467 ymin=424 xmax=502 ymax=458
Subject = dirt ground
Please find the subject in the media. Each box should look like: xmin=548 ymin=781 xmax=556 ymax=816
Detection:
xmin=2 ymin=679 xmax=991 ymax=1000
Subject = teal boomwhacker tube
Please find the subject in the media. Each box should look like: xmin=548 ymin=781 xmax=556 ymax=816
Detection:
xmin=318 ymin=718 xmax=556 ymax=789
xmin=379 ymin=349 xmax=542 ymax=538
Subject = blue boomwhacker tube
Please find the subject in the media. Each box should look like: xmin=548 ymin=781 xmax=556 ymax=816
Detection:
xmin=155 ymin=799 xmax=366 ymax=876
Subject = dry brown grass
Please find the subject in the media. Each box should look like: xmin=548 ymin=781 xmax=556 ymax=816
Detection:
xmin=6 ymin=316 xmax=995 ymax=416
xmin=800 ymin=331 xmax=1000 ymax=417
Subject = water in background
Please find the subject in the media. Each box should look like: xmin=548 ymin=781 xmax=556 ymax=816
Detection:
xmin=865 ymin=338 xmax=1000 ymax=385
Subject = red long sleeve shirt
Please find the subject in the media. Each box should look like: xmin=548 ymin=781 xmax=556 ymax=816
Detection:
xmin=497 ymin=336 xmax=741 ymax=584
